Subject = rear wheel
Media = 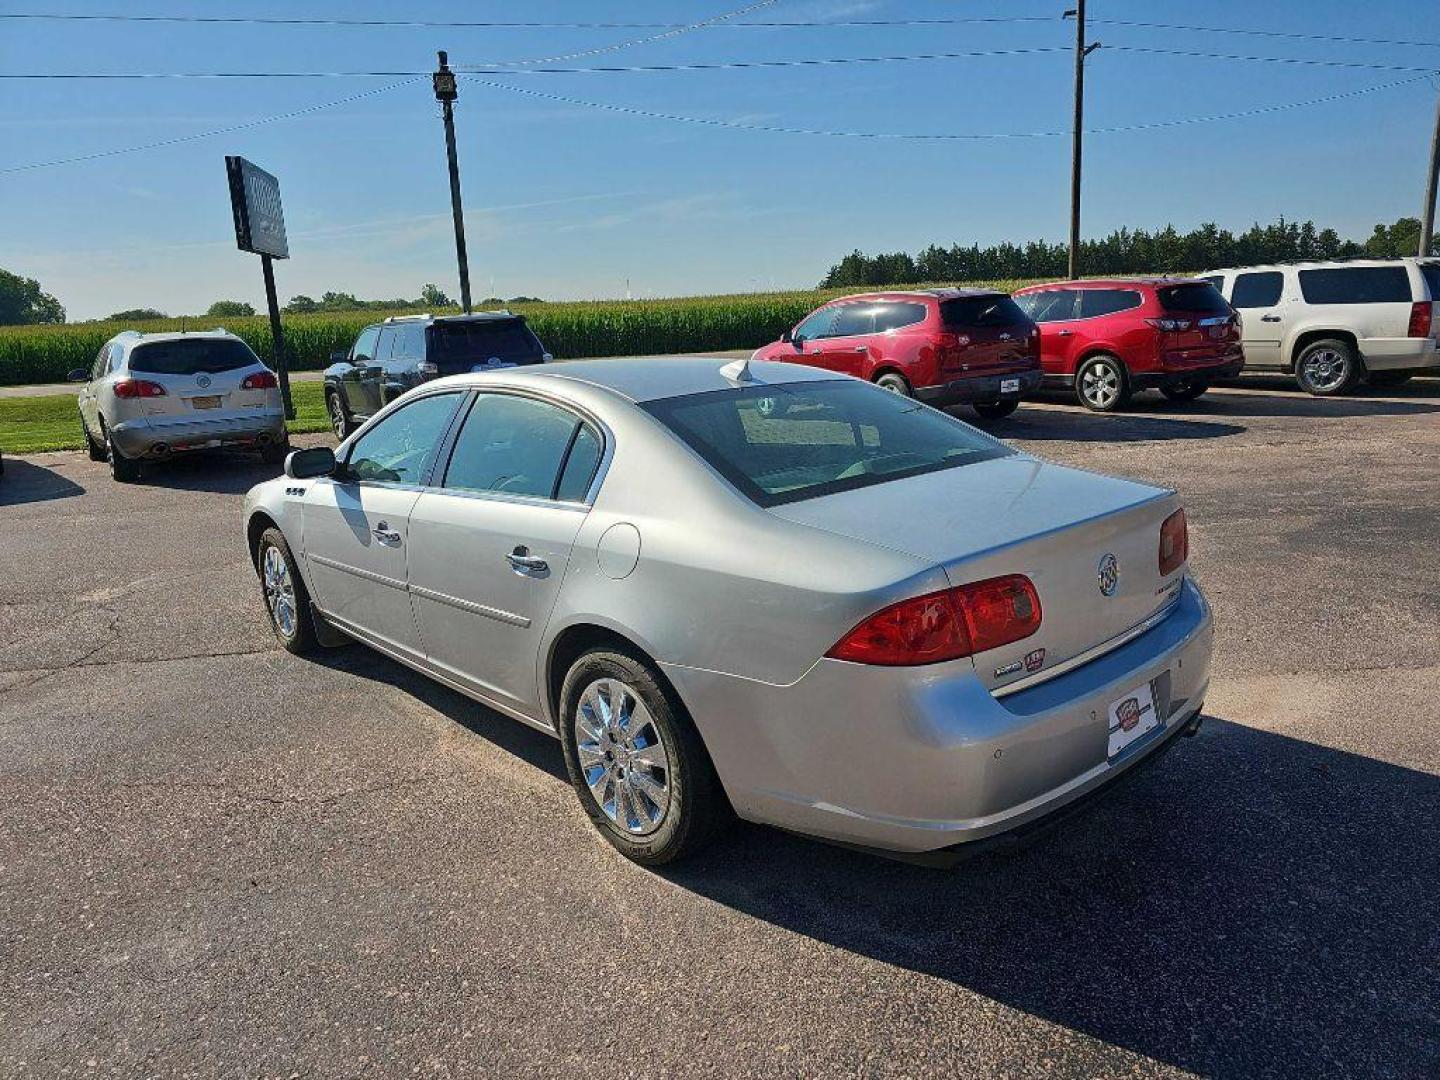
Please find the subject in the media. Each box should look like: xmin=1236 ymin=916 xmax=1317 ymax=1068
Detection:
xmin=972 ymin=399 xmax=1020 ymax=420
xmin=326 ymin=390 xmax=355 ymax=439
xmin=1160 ymin=379 xmax=1208 ymax=403
xmin=256 ymin=527 xmax=318 ymax=655
xmin=105 ymin=425 xmax=141 ymax=483
xmin=1368 ymin=371 xmax=1413 ymax=389
xmin=1076 ymin=355 xmax=1131 ymax=412
xmin=1294 ymin=339 xmax=1361 ymax=396
xmin=261 ymin=435 xmax=290 ymax=466
xmin=558 ymin=649 xmax=728 ymax=865
xmin=874 ymin=372 xmax=913 ymax=397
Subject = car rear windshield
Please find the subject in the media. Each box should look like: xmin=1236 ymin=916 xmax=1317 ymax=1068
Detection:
xmin=429 ymin=319 xmax=543 ymax=364
xmin=127 ymin=338 xmax=260 ymax=375
xmin=642 ymin=380 xmax=1013 ymax=507
xmin=1157 ymin=283 xmax=1231 ymax=314
xmin=940 ymin=295 xmax=1028 ymax=328
xmin=1298 ymin=266 xmax=1412 ymax=305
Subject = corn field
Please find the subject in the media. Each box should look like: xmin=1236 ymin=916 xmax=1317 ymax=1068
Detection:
xmin=0 ymin=281 xmax=1038 ymax=386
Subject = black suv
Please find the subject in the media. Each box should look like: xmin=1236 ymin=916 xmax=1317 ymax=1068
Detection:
xmin=322 ymin=312 xmax=550 ymax=438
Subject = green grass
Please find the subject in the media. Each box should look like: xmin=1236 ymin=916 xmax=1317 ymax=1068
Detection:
xmin=0 ymin=381 xmax=331 ymax=454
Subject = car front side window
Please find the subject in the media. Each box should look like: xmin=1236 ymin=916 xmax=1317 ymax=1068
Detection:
xmin=344 ymin=392 xmax=463 ymax=485
xmin=792 ymin=308 xmax=837 ymax=342
xmin=351 ymin=326 xmax=381 ymax=364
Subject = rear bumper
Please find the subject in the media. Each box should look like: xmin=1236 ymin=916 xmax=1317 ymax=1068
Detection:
xmin=1132 ymin=355 xmax=1245 ymax=389
xmin=664 ymin=577 xmax=1214 ymax=854
xmin=109 ymin=411 xmax=287 ymax=457
xmin=914 ymin=368 xmax=1044 ymax=407
xmin=1360 ymin=337 xmax=1439 ymax=372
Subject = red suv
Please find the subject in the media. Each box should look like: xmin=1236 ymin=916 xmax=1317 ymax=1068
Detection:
xmin=752 ymin=289 xmax=1042 ymax=419
xmin=1012 ymin=279 xmax=1244 ymax=411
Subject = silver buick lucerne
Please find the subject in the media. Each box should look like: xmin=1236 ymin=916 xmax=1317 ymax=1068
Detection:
xmin=243 ymin=357 xmax=1212 ymax=865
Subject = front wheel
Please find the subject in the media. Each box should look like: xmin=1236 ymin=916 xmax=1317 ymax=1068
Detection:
xmin=874 ymin=372 xmax=913 ymax=397
xmin=1076 ymin=355 xmax=1131 ymax=412
xmin=261 ymin=436 xmax=291 ymax=466
xmin=326 ymin=390 xmax=356 ymax=440
xmin=1294 ymin=339 xmax=1361 ymax=396
xmin=256 ymin=527 xmax=319 ymax=655
xmin=972 ymin=399 xmax=1020 ymax=420
xmin=558 ymin=649 xmax=728 ymax=866
xmin=1160 ymin=379 xmax=1208 ymax=403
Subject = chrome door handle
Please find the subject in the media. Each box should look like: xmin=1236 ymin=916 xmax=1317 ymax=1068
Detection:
xmin=506 ymin=546 xmax=549 ymax=574
xmin=852 ymin=346 xmax=868 ymax=353
xmin=372 ymin=521 xmax=401 ymax=544
xmin=1260 ymin=314 xmax=1281 ymax=322
xmin=1056 ymin=329 xmax=1073 ymax=336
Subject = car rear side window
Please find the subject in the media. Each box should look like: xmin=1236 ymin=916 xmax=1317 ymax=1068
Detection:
xmin=643 ymin=379 xmax=1012 ymax=507
xmin=940 ymin=295 xmax=1027 ymax=328
xmin=1421 ymin=263 xmax=1440 ymax=301
xmin=1158 ymin=282 xmax=1231 ymax=314
xmin=429 ymin=320 xmax=543 ymax=365
xmin=1078 ymin=289 xmax=1143 ymax=318
xmin=829 ymin=305 xmax=877 ymax=337
xmin=1016 ymin=289 xmax=1078 ymax=323
xmin=872 ymin=303 xmax=927 ymax=332
xmin=1298 ymin=266 xmax=1412 ymax=304
xmin=127 ymin=338 xmax=260 ymax=375
xmin=442 ymin=393 xmax=588 ymax=500
xmin=1230 ymin=272 xmax=1284 ymax=309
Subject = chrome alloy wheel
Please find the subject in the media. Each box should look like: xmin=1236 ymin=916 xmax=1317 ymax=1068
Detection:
xmin=1300 ymin=348 xmax=1348 ymax=393
xmin=328 ymin=394 xmax=348 ymax=439
xmin=574 ymin=678 xmax=672 ymax=836
xmin=1080 ymin=363 xmax=1121 ymax=408
xmin=261 ymin=545 xmax=298 ymax=639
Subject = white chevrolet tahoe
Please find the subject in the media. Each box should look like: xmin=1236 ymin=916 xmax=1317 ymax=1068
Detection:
xmin=1199 ymin=258 xmax=1439 ymax=395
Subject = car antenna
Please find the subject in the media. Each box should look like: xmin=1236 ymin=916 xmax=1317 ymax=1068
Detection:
xmin=719 ymin=356 xmax=755 ymax=383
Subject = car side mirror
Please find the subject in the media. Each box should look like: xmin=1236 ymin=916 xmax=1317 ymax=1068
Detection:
xmin=67 ymin=368 xmax=88 ymax=383
xmin=330 ymin=350 xmax=349 ymax=365
xmin=284 ymin=446 xmax=336 ymax=479
xmin=780 ymin=329 xmax=794 ymax=344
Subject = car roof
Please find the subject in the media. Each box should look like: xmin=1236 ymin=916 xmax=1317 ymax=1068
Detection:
xmin=427 ymin=356 xmax=841 ymax=404
xmin=826 ymin=287 xmax=1003 ymax=303
xmin=380 ymin=310 xmax=525 ymax=325
xmin=110 ymin=328 xmax=244 ymax=348
xmin=1015 ymin=277 xmax=1207 ymax=291
xmin=1203 ymin=258 xmax=1428 ymax=274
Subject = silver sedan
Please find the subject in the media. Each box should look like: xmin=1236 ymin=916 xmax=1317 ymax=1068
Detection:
xmin=242 ymin=357 xmax=1212 ymax=865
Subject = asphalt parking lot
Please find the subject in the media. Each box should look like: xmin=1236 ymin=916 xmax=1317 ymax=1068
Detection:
xmin=3 ymin=377 xmax=1438 ymax=1078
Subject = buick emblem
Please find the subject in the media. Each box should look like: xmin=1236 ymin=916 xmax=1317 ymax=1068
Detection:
xmin=196 ymin=374 xmax=212 ymax=388
xmin=1097 ymin=553 xmax=1120 ymax=596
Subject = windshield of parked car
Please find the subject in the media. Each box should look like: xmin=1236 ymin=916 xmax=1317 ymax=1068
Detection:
xmin=429 ymin=320 xmax=543 ymax=366
xmin=127 ymin=338 xmax=260 ymax=375
xmin=1157 ymin=283 xmax=1231 ymax=314
xmin=643 ymin=380 xmax=1013 ymax=507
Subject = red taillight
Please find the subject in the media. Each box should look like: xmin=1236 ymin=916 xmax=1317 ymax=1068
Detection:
xmin=826 ymin=574 xmax=1041 ymax=666
xmin=1159 ymin=508 xmax=1188 ymax=577
xmin=1408 ymin=301 xmax=1432 ymax=338
xmin=1145 ymin=317 xmax=1193 ymax=333
xmin=241 ymin=371 xmax=279 ymax=390
xmin=112 ymin=378 xmax=166 ymax=399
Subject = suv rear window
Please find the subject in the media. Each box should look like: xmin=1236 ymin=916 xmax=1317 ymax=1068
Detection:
xmin=1419 ymin=262 xmax=1440 ymax=301
xmin=643 ymin=380 xmax=1012 ymax=508
xmin=127 ymin=338 xmax=259 ymax=375
xmin=1298 ymin=266 xmax=1412 ymax=305
xmin=941 ymin=295 xmax=1027 ymax=328
xmin=1158 ymin=282 xmax=1231 ymax=314
xmin=429 ymin=319 xmax=544 ymax=365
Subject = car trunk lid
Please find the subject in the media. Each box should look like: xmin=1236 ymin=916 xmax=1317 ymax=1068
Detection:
xmin=769 ymin=456 xmax=1183 ymax=692
xmin=124 ymin=338 xmax=272 ymax=420
xmin=938 ymin=294 xmax=1038 ymax=377
xmin=1154 ymin=282 xmax=1238 ymax=365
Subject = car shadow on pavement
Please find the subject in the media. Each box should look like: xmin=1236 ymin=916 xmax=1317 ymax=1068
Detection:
xmin=975 ymin=406 xmax=1246 ymax=444
xmin=1186 ymin=388 xmax=1440 ymax=420
xmin=0 ymin=457 xmax=85 ymax=505
xmin=129 ymin=451 xmax=288 ymax=495
xmin=661 ymin=717 xmax=1440 ymax=1076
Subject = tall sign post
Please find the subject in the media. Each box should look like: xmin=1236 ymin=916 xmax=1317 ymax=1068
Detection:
xmin=433 ymin=51 xmax=473 ymax=314
xmin=225 ymin=155 xmax=295 ymax=419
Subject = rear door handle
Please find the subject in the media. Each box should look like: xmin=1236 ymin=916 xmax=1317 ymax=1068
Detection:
xmin=1056 ymin=329 xmax=1073 ymax=336
xmin=372 ymin=521 xmax=401 ymax=544
xmin=852 ymin=346 xmax=868 ymax=353
xmin=1260 ymin=314 xmax=1281 ymax=322
xmin=506 ymin=546 xmax=549 ymax=575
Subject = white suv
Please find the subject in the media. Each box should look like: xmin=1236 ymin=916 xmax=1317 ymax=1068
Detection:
xmin=1200 ymin=258 xmax=1439 ymax=395
xmin=68 ymin=328 xmax=288 ymax=482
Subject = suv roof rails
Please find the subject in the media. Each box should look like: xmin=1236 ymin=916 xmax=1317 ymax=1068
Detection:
xmin=382 ymin=313 xmax=433 ymax=323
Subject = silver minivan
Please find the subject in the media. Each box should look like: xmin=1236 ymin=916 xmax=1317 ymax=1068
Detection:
xmin=1200 ymin=258 xmax=1440 ymax=394
xmin=69 ymin=329 xmax=287 ymax=481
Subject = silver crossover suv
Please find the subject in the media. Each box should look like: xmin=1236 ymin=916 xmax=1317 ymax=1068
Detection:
xmin=69 ymin=329 xmax=288 ymax=481
xmin=243 ymin=358 xmax=1213 ymax=865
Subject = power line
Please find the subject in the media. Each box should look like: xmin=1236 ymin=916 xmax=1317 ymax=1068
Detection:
xmin=1104 ymin=46 xmax=1439 ymax=75
xmin=1090 ymin=19 xmax=1440 ymax=51
xmin=464 ymin=71 xmax=1436 ymax=140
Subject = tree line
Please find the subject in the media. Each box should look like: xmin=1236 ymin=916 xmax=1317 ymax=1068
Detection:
xmin=820 ymin=216 xmax=1436 ymax=288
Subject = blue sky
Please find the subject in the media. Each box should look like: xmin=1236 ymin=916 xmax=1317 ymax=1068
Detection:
xmin=1 ymin=0 xmax=1436 ymax=320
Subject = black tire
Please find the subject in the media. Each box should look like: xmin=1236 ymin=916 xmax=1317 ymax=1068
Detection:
xmin=106 ymin=426 xmax=142 ymax=483
xmin=256 ymin=527 xmax=319 ymax=655
xmin=326 ymin=389 xmax=356 ymax=440
xmin=1160 ymin=379 xmax=1208 ymax=403
xmin=874 ymin=372 xmax=913 ymax=397
xmin=558 ymin=648 xmax=728 ymax=866
xmin=1075 ymin=354 xmax=1132 ymax=412
xmin=261 ymin=436 xmax=291 ymax=466
xmin=1294 ymin=338 xmax=1361 ymax=396
xmin=82 ymin=418 xmax=107 ymax=461
xmin=972 ymin=399 xmax=1020 ymax=420
xmin=1368 ymin=371 xmax=1413 ymax=389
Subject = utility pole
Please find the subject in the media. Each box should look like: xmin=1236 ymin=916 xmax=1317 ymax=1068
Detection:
xmin=1421 ymin=84 xmax=1440 ymax=257
xmin=1064 ymin=4 xmax=1100 ymax=279
xmin=433 ymin=51 xmax=472 ymax=313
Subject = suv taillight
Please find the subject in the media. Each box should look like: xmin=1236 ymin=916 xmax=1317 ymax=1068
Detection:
xmin=826 ymin=574 xmax=1041 ymax=666
xmin=112 ymin=378 xmax=166 ymax=399
xmin=240 ymin=371 xmax=278 ymax=390
xmin=1145 ymin=317 xmax=1193 ymax=333
xmin=1408 ymin=301 xmax=1432 ymax=338
xmin=1159 ymin=508 xmax=1188 ymax=577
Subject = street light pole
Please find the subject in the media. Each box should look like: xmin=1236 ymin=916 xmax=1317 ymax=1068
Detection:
xmin=1064 ymin=4 xmax=1100 ymax=279
xmin=434 ymin=50 xmax=472 ymax=314
xmin=1420 ymin=84 xmax=1440 ymax=257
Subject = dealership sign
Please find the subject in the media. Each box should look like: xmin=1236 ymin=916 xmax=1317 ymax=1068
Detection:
xmin=225 ymin=156 xmax=289 ymax=260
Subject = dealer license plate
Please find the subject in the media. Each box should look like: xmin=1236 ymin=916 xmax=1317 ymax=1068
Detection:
xmin=190 ymin=395 xmax=222 ymax=410
xmin=1107 ymin=680 xmax=1160 ymax=759
xmin=1000 ymin=378 xmax=1020 ymax=394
